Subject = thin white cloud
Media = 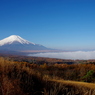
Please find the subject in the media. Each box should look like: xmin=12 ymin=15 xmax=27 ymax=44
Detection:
xmin=28 ymin=51 xmax=95 ymax=60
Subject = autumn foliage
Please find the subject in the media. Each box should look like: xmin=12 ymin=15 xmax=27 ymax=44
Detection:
xmin=0 ymin=56 xmax=95 ymax=95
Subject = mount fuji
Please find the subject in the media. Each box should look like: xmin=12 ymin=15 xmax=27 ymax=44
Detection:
xmin=0 ymin=35 xmax=50 ymax=51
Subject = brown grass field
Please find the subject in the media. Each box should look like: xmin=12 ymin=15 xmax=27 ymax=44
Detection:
xmin=0 ymin=56 xmax=95 ymax=95
xmin=51 ymin=79 xmax=95 ymax=89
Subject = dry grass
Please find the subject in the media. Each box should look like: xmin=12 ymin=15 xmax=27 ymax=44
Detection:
xmin=0 ymin=57 xmax=44 ymax=95
xmin=44 ymin=79 xmax=95 ymax=95
xmin=0 ymin=57 xmax=95 ymax=95
xmin=51 ymin=79 xmax=95 ymax=90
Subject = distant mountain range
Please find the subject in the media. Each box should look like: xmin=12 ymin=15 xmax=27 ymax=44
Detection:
xmin=0 ymin=35 xmax=51 ymax=55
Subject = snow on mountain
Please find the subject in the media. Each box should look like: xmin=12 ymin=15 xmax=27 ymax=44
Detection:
xmin=0 ymin=35 xmax=49 ymax=51
xmin=0 ymin=35 xmax=35 ymax=46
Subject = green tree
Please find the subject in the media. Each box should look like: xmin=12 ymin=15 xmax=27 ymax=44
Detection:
xmin=83 ymin=70 xmax=94 ymax=82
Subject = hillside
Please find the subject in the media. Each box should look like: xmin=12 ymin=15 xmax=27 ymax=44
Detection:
xmin=0 ymin=56 xmax=95 ymax=95
xmin=51 ymin=79 xmax=95 ymax=90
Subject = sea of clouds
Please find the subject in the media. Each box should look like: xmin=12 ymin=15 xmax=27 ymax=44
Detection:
xmin=28 ymin=51 xmax=95 ymax=60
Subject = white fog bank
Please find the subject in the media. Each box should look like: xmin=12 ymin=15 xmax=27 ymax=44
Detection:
xmin=28 ymin=51 xmax=95 ymax=60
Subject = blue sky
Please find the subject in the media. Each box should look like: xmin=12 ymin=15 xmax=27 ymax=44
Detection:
xmin=0 ymin=0 xmax=95 ymax=50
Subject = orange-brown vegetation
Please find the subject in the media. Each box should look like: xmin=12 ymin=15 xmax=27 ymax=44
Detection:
xmin=0 ymin=56 xmax=95 ymax=95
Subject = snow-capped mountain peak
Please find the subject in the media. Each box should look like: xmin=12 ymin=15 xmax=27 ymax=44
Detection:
xmin=0 ymin=35 xmax=35 ymax=46
xmin=0 ymin=35 xmax=49 ymax=51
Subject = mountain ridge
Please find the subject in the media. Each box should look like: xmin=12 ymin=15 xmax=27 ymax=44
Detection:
xmin=0 ymin=35 xmax=50 ymax=51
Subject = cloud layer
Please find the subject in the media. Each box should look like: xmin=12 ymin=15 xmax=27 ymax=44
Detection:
xmin=28 ymin=51 xmax=95 ymax=60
